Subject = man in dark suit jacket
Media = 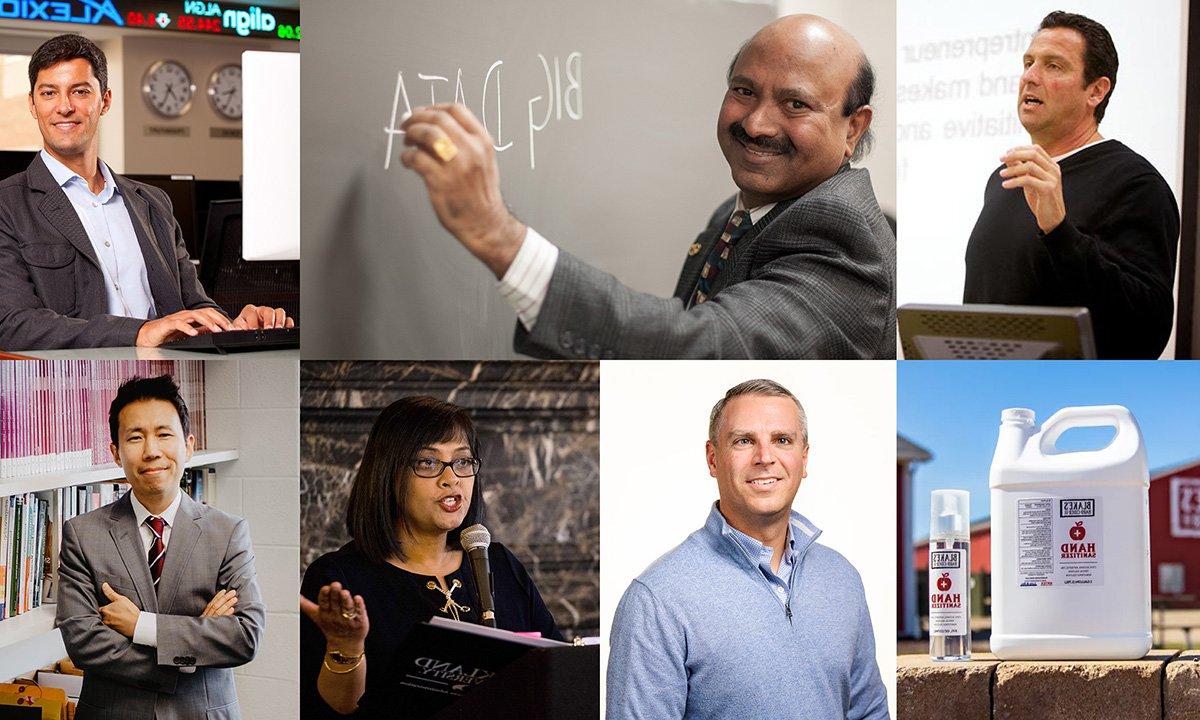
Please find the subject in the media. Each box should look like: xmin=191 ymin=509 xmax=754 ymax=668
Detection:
xmin=398 ymin=14 xmax=895 ymax=359
xmin=56 ymin=375 xmax=263 ymax=719
xmin=0 ymin=34 xmax=292 ymax=351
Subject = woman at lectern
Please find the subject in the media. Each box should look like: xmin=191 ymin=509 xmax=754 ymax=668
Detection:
xmin=299 ymin=396 xmax=562 ymax=717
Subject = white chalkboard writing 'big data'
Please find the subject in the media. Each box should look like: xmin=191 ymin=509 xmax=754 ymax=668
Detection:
xmin=384 ymin=53 xmax=583 ymax=171
xmin=897 ymin=0 xmax=1186 ymax=309
xmin=302 ymin=0 xmax=774 ymax=359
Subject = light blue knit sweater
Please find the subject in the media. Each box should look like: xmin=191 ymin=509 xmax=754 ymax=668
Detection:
xmin=607 ymin=504 xmax=889 ymax=720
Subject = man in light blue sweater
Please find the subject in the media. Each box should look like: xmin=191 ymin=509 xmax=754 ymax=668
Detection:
xmin=607 ymin=379 xmax=889 ymax=719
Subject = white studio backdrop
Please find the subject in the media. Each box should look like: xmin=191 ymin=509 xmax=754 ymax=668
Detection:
xmin=896 ymin=0 xmax=1187 ymax=326
xmin=243 ymin=50 xmax=299 ymax=260
xmin=599 ymin=360 xmax=898 ymax=718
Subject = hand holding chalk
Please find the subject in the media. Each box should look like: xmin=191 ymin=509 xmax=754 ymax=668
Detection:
xmin=400 ymin=104 xmax=526 ymax=278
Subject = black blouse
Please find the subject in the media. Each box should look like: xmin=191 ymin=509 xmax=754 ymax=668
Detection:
xmin=300 ymin=541 xmax=562 ymax=718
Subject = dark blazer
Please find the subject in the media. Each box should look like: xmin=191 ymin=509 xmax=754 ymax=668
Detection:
xmin=0 ymin=154 xmax=220 ymax=350
xmin=56 ymin=492 xmax=264 ymax=720
xmin=513 ymin=164 xmax=896 ymax=359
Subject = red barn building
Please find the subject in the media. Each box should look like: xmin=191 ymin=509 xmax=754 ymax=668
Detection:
xmin=914 ymin=520 xmax=993 ymax=617
xmin=1148 ymin=457 xmax=1200 ymax=606
xmin=898 ymin=435 xmax=932 ymax=638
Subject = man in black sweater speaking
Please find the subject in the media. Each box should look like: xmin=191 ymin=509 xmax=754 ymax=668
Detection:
xmin=963 ymin=11 xmax=1179 ymax=359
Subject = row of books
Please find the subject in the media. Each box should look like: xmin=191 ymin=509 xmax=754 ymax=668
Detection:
xmin=0 ymin=468 xmax=214 ymax=621
xmin=0 ymin=360 xmax=207 ymax=479
xmin=1 ymin=492 xmax=53 ymax=621
xmin=182 ymin=467 xmax=215 ymax=506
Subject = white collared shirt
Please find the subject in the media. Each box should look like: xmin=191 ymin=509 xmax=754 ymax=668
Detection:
xmin=737 ymin=196 xmax=777 ymax=225
xmin=128 ymin=490 xmax=183 ymax=648
xmin=497 ymin=195 xmax=776 ymax=330
xmin=39 ymin=150 xmax=157 ymax=319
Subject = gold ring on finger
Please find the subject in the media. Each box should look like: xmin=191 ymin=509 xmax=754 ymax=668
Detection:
xmin=432 ymin=136 xmax=459 ymax=163
xmin=341 ymin=610 xmax=358 ymax=620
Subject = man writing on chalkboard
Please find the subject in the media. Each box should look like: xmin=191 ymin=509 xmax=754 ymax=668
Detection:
xmin=400 ymin=14 xmax=895 ymax=359
xmin=0 ymin=34 xmax=294 ymax=350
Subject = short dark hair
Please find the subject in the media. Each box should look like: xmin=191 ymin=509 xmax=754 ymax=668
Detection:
xmin=1038 ymin=11 xmax=1118 ymax=122
xmin=345 ymin=396 xmax=486 ymax=564
xmin=109 ymin=375 xmax=190 ymax=445
xmin=28 ymin=33 xmax=108 ymax=95
xmin=726 ymin=45 xmax=875 ymax=162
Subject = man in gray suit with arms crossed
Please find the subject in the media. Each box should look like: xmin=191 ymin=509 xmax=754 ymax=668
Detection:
xmin=56 ymin=375 xmax=264 ymax=719
xmin=400 ymin=14 xmax=895 ymax=359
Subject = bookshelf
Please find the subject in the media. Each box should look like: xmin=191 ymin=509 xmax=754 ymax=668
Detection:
xmin=0 ymin=450 xmax=239 ymax=682
xmin=0 ymin=450 xmax=239 ymax=496
xmin=0 ymin=606 xmax=63 ymax=682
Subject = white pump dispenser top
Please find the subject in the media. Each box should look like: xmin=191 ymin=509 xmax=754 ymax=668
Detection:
xmin=931 ymin=489 xmax=970 ymax=540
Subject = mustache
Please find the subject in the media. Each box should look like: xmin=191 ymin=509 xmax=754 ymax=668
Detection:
xmin=728 ymin=122 xmax=792 ymax=154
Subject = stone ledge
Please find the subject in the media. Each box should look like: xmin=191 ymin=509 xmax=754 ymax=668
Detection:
xmin=1166 ymin=651 xmax=1200 ymax=720
xmin=897 ymin=654 xmax=999 ymax=720
xmin=898 ymin=651 xmax=1200 ymax=720
xmin=992 ymin=651 xmax=1177 ymax=720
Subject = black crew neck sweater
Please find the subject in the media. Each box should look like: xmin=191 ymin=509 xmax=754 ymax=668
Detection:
xmin=963 ymin=139 xmax=1179 ymax=359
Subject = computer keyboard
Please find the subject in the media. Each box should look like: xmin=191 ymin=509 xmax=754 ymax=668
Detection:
xmin=162 ymin=327 xmax=299 ymax=354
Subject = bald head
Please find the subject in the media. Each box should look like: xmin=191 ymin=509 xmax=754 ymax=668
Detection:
xmin=727 ymin=14 xmax=875 ymax=161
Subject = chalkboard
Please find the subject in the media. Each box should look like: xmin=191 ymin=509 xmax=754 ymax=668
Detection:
xmin=301 ymin=0 xmax=776 ymax=359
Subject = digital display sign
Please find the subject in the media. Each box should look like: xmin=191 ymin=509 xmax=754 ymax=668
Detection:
xmin=0 ymin=0 xmax=299 ymax=41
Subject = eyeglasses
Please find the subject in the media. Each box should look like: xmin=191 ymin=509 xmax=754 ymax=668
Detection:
xmin=411 ymin=457 xmax=481 ymax=479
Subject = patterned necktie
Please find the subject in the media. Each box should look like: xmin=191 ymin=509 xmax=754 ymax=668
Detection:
xmin=689 ymin=210 xmax=752 ymax=308
xmin=146 ymin=516 xmax=166 ymax=587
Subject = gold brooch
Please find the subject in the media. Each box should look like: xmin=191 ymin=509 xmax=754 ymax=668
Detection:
xmin=426 ymin=579 xmax=471 ymax=621
xmin=688 ymin=243 xmax=702 ymax=256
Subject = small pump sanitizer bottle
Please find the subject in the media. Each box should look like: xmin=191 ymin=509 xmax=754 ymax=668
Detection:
xmin=929 ymin=489 xmax=970 ymax=661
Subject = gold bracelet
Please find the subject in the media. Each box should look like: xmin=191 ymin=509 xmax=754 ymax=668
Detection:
xmin=323 ymin=656 xmax=363 ymax=674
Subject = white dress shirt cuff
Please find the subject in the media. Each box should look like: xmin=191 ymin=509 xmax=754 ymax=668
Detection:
xmin=133 ymin=611 xmax=157 ymax=647
xmin=497 ymin=226 xmax=559 ymax=331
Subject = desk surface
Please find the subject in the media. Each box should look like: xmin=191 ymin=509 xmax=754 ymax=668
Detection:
xmin=6 ymin=348 xmax=300 ymax=360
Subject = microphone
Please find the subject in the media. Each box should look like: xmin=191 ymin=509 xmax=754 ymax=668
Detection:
xmin=460 ymin=524 xmax=496 ymax=628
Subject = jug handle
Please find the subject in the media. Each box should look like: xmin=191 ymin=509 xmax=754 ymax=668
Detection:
xmin=1037 ymin=405 xmax=1133 ymax=456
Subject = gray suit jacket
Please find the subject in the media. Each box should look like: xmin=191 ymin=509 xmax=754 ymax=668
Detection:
xmin=55 ymin=492 xmax=264 ymax=720
xmin=0 ymin=155 xmax=221 ymax=350
xmin=514 ymin=165 xmax=896 ymax=359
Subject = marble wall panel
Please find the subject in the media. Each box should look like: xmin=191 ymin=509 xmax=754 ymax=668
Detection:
xmin=300 ymin=361 xmax=599 ymax=637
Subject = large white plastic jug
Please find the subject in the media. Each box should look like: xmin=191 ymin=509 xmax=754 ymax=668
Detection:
xmin=989 ymin=405 xmax=1151 ymax=660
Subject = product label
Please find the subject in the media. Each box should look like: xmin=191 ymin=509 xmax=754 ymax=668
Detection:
xmin=1016 ymin=496 xmax=1104 ymax=588
xmin=929 ymin=549 xmax=967 ymax=636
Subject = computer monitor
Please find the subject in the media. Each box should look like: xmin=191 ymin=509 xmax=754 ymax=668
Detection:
xmin=200 ymin=199 xmax=299 ymax=322
xmin=200 ymin=199 xmax=241 ymax=290
xmin=195 ymin=179 xmax=241 ymax=229
xmin=242 ymin=50 xmax=298 ymax=260
xmin=898 ymin=304 xmax=1098 ymax=359
xmin=125 ymin=175 xmax=242 ymax=261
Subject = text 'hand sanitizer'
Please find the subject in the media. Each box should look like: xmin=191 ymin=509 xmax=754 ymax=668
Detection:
xmin=930 ymin=489 xmax=970 ymax=661
xmin=989 ymin=406 xmax=1151 ymax=660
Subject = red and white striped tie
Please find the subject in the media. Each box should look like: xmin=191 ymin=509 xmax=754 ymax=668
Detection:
xmin=146 ymin=516 xmax=166 ymax=587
